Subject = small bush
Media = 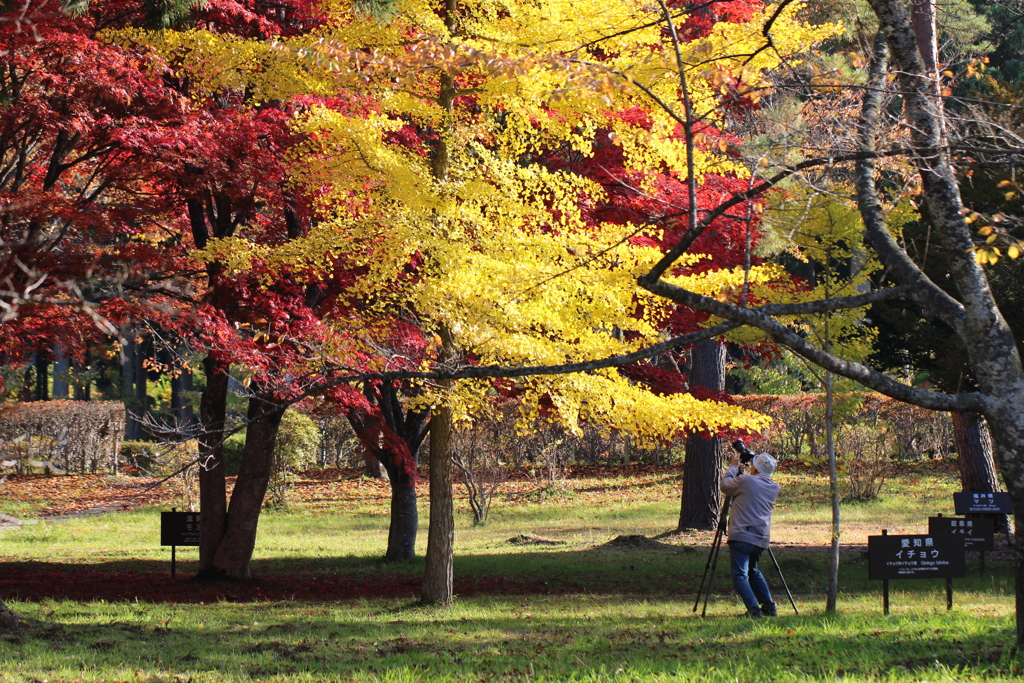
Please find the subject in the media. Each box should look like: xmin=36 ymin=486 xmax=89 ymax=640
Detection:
xmin=838 ymin=425 xmax=895 ymax=501
xmin=119 ymin=441 xmax=161 ymax=474
xmin=265 ymin=411 xmax=321 ymax=509
xmin=222 ymin=432 xmax=247 ymax=477
xmin=161 ymin=441 xmax=201 ymax=511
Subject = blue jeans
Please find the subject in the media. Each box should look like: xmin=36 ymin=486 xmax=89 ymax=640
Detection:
xmin=728 ymin=540 xmax=774 ymax=612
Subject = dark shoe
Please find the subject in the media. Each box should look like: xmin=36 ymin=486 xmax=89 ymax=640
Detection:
xmin=746 ymin=607 xmax=762 ymax=618
xmin=762 ymin=603 xmax=778 ymax=617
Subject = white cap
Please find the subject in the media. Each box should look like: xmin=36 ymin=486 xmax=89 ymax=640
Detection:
xmin=752 ymin=453 xmax=777 ymax=478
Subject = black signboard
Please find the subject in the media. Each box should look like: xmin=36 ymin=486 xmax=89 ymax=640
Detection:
xmin=868 ymin=534 xmax=965 ymax=580
xmin=160 ymin=511 xmax=200 ymax=546
xmin=953 ymin=492 xmax=1012 ymax=515
xmin=928 ymin=516 xmax=995 ymax=551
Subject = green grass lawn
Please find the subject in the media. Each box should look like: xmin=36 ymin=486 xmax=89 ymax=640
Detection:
xmin=1 ymin=462 xmax=1018 ymax=681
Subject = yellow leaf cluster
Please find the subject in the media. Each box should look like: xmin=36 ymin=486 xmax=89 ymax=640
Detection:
xmin=110 ymin=0 xmax=836 ymax=439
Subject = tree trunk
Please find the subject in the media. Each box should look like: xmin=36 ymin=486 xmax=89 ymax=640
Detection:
xmin=982 ymin=408 xmax=1024 ymax=646
xmin=171 ymin=353 xmax=195 ymax=428
xmin=34 ymin=354 xmax=48 ymax=402
xmin=952 ymin=412 xmax=1008 ymax=532
xmin=365 ymin=452 xmax=383 ymax=478
xmin=953 ymin=412 xmax=1001 ymax=493
xmin=346 ymin=401 xmax=426 ymax=561
xmin=197 ymin=356 xmax=229 ymax=575
xmin=383 ymin=461 xmax=418 ymax=561
xmin=910 ymin=0 xmax=938 ymax=78
xmin=205 ymin=388 xmax=284 ymax=580
xmin=825 ymin=369 xmax=840 ymax=613
xmin=678 ymin=338 xmax=726 ymax=530
xmin=52 ymin=344 xmax=70 ymax=399
xmin=73 ymin=347 xmax=91 ymax=400
xmin=121 ymin=332 xmax=144 ymax=440
xmin=422 ymin=405 xmax=455 ymax=604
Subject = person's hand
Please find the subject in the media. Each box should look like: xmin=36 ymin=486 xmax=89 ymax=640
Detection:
xmin=731 ymin=453 xmax=741 ymax=468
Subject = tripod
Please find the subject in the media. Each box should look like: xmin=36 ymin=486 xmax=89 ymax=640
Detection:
xmin=692 ymin=490 xmax=798 ymax=617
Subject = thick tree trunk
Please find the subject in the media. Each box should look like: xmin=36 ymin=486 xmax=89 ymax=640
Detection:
xmin=678 ymin=338 xmax=726 ymax=530
xmin=952 ymin=412 xmax=1001 ymax=493
xmin=73 ymin=348 xmax=91 ymax=400
xmin=346 ymin=407 xmax=425 ymax=561
xmin=383 ymin=461 xmax=418 ymax=561
xmin=982 ymin=409 xmax=1024 ymax=645
xmin=197 ymin=356 xmax=229 ymax=575
xmin=346 ymin=380 xmax=429 ymax=560
xmin=206 ymin=388 xmax=284 ymax=580
xmin=954 ymin=412 xmax=1011 ymax=534
xmin=422 ymin=405 xmax=454 ymax=604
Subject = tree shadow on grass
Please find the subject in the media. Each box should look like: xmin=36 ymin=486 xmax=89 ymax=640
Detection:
xmin=0 ymin=541 xmax=1012 ymax=605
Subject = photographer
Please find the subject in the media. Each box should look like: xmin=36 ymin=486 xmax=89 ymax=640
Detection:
xmin=721 ymin=447 xmax=780 ymax=618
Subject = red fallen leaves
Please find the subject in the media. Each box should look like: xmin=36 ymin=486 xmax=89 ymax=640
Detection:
xmin=1 ymin=466 xmax=689 ymax=518
xmin=0 ymin=466 xmax=706 ymax=604
xmin=0 ymin=474 xmax=173 ymax=517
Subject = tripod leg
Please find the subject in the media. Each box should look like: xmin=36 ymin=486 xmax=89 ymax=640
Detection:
xmin=693 ymin=519 xmax=726 ymax=612
xmin=702 ymin=536 xmax=724 ymax=617
xmin=693 ymin=498 xmax=731 ymax=614
xmin=766 ymin=546 xmax=798 ymax=615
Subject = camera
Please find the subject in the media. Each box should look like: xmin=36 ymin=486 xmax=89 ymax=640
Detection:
xmin=731 ymin=439 xmax=756 ymax=465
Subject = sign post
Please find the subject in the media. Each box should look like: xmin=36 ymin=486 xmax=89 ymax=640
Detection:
xmin=868 ymin=530 xmax=965 ymax=614
xmin=160 ymin=509 xmax=200 ymax=578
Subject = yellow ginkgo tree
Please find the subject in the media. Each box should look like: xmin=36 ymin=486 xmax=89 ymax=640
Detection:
xmin=115 ymin=0 xmax=837 ymax=601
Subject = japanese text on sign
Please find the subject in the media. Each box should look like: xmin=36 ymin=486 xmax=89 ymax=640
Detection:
xmin=952 ymin=492 xmax=1012 ymax=514
xmin=160 ymin=511 xmax=201 ymax=546
xmin=928 ymin=516 xmax=995 ymax=551
xmin=868 ymin=534 xmax=965 ymax=580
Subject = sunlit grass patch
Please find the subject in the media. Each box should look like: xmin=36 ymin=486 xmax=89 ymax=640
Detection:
xmin=3 ymin=594 xmax=1019 ymax=682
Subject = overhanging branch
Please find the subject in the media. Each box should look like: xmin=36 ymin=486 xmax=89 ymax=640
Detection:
xmin=637 ymin=277 xmax=988 ymax=413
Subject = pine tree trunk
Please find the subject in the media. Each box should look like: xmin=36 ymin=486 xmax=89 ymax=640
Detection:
xmin=197 ymin=356 xmax=229 ymax=575
xmin=206 ymin=388 xmax=284 ymax=580
xmin=422 ymin=405 xmax=454 ymax=604
xmin=678 ymin=339 xmax=726 ymax=530
xmin=953 ymin=412 xmax=1001 ymax=493
xmin=952 ymin=412 xmax=1007 ymax=532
